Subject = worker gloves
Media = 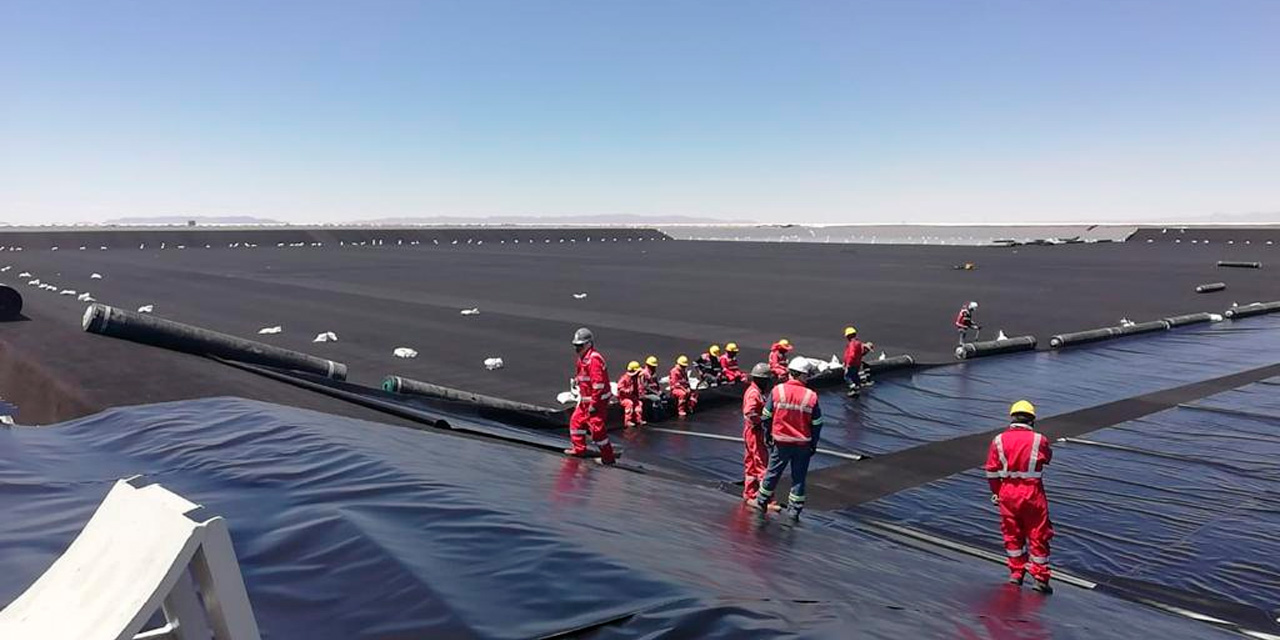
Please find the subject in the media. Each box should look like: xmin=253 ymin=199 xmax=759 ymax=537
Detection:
xmin=990 ymin=494 xmax=1000 ymax=505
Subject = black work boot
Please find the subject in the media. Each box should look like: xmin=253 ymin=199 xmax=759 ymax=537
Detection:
xmin=1032 ymin=579 xmax=1053 ymax=594
xmin=1008 ymin=572 xmax=1025 ymax=586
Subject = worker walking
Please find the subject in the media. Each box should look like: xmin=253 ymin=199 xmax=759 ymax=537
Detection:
xmin=754 ymin=358 xmax=824 ymax=520
xmin=669 ymin=355 xmax=698 ymax=417
xmin=616 ymin=361 xmax=646 ymax=428
xmin=720 ymin=342 xmax=746 ymax=383
xmin=567 ymin=328 xmax=617 ymax=465
xmin=741 ymin=363 xmax=774 ymax=503
xmin=986 ymin=400 xmax=1054 ymax=593
xmin=842 ymin=327 xmax=875 ymax=397
xmin=768 ymin=339 xmax=793 ymax=379
xmin=956 ymin=301 xmax=981 ymax=344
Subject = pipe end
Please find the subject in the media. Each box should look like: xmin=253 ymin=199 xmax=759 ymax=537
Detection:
xmin=329 ymin=361 xmax=349 ymax=381
xmin=82 ymin=303 xmax=109 ymax=333
xmin=954 ymin=346 xmax=969 ymax=360
xmin=382 ymin=376 xmax=401 ymax=393
xmin=1049 ymin=337 xmax=1063 ymax=348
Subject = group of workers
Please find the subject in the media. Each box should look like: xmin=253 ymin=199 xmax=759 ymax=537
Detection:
xmin=569 ymin=315 xmax=1056 ymax=594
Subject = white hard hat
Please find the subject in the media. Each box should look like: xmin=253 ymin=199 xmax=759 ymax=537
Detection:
xmin=787 ymin=358 xmax=814 ymax=375
xmin=968 ymin=301 xmax=979 ymax=310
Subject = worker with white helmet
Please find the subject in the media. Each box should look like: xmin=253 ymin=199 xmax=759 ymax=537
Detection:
xmin=986 ymin=400 xmax=1055 ymax=593
xmin=753 ymin=357 xmax=824 ymax=520
xmin=955 ymin=301 xmax=981 ymax=345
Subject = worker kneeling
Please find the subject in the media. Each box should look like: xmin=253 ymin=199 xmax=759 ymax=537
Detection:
xmin=753 ymin=358 xmax=824 ymax=520
xmin=986 ymin=400 xmax=1054 ymax=593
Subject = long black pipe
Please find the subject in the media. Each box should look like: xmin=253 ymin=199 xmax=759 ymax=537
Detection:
xmin=865 ymin=354 xmax=915 ymax=372
xmin=1049 ymin=328 xmax=1117 ymax=348
xmin=955 ymin=336 xmax=1037 ymax=360
xmin=0 ymin=285 xmax=22 ymax=320
xmin=1115 ymin=320 xmax=1171 ymax=336
xmin=1195 ymin=282 xmax=1226 ymax=293
xmin=1224 ymin=301 xmax=1280 ymax=319
xmin=82 ymin=303 xmax=348 ymax=380
xmin=1163 ymin=312 xmax=1216 ymax=328
xmin=383 ymin=375 xmax=562 ymax=414
xmin=1217 ymin=261 xmax=1261 ymax=269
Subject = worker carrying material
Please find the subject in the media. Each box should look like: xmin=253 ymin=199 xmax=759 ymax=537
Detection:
xmin=719 ymin=342 xmax=746 ymax=383
xmin=753 ymin=358 xmax=824 ymax=520
xmin=695 ymin=345 xmax=725 ymax=386
xmin=842 ymin=327 xmax=875 ymax=397
xmin=616 ymin=361 xmax=646 ymax=428
xmin=669 ymin=355 xmax=698 ymax=417
xmin=567 ymin=328 xmax=617 ymax=465
xmin=768 ymin=339 xmax=793 ymax=379
xmin=741 ymin=363 xmax=774 ymax=503
xmin=985 ymin=400 xmax=1054 ymax=594
xmin=956 ymin=301 xmax=981 ymax=345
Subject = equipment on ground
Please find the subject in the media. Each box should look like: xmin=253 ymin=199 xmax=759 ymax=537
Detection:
xmin=0 ymin=284 xmax=23 ymax=320
xmin=787 ymin=358 xmax=814 ymax=375
xmin=1195 ymin=282 xmax=1226 ymax=293
xmin=1224 ymin=301 xmax=1280 ymax=319
xmin=1217 ymin=261 xmax=1261 ymax=269
xmin=955 ymin=335 xmax=1037 ymax=360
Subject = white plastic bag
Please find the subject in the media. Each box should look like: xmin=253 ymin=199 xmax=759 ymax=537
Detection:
xmin=394 ymin=347 xmax=418 ymax=359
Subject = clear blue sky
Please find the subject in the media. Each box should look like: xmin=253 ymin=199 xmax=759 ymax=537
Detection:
xmin=2 ymin=0 xmax=1278 ymax=224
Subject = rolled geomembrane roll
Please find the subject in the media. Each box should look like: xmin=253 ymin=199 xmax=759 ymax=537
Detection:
xmin=82 ymin=303 xmax=347 ymax=379
xmin=1217 ymin=261 xmax=1261 ymax=269
xmin=865 ymin=354 xmax=915 ymax=372
xmin=0 ymin=285 xmax=23 ymax=320
xmin=1048 ymin=328 xmax=1117 ymax=349
xmin=1224 ymin=301 xmax=1280 ymax=320
xmin=383 ymin=375 xmax=561 ymax=414
xmin=1195 ymin=282 xmax=1227 ymax=293
xmin=955 ymin=336 xmax=1037 ymax=360
xmin=1115 ymin=320 xmax=1172 ymax=336
xmin=1163 ymin=312 xmax=1216 ymax=328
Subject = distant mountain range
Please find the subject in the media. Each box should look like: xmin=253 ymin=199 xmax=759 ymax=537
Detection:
xmin=353 ymin=214 xmax=754 ymax=225
xmin=102 ymin=215 xmax=284 ymax=225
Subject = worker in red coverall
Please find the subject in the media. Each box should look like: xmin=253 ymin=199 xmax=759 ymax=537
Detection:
xmin=768 ymin=339 xmax=793 ymax=379
xmin=720 ymin=342 xmax=746 ymax=383
xmin=741 ymin=363 xmax=775 ymax=503
xmin=956 ymin=301 xmax=981 ymax=345
xmin=640 ymin=355 xmax=663 ymax=419
xmin=616 ymin=361 xmax=646 ymax=428
xmin=753 ymin=358 xmax=823 ymax=521
xmin=669 ymin=355 xmax=698 ymax=417
xmin=842 ymin=327 xmax=875 ymax=397
xmin=986 ymin=400 xmax=1054 ymax=593
xmin=567 ymin=327 xmax=617 ymax=465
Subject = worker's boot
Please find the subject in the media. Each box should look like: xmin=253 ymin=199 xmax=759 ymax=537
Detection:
xmin=846 ymin=385 xmax=859 ymax=397
xmin=1007 ymin=572 xmax=1025 ymax=586
xmin=563 ymin=448 xmax=589 ymax=457
xmin=1032 ymin=579 xmax=1053 ymax=594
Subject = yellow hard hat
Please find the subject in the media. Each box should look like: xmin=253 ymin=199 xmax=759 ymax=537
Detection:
xmin=709 ymin=344 xmax=722 ymax=356
xmin=725 ymin=342 xmax=739 ymax=353
xmin=645 ymin=355 xmax=659 ymax=367
xmin=778 ymin=339 xmax=791 ymax=349
xmin=676 ymin=355 xmax=689 ymax=367
xmin=627 ymin=360 xmax=641 ymax=372
xmin=844 ymin=326 xmax=857 ymax=337
xmin=1009 ymin=400 xmax=1036 ymax=418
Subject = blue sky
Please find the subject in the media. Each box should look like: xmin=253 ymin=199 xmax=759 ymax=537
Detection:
xmin=2 ymin=0 xmax=1277 ymax=224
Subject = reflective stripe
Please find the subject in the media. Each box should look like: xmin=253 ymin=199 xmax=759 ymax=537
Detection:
xmin=570 ymin=429 xmax=588 ymax=436
xmin=811 ymin=417 xmax=824 ymax=426
xmin=773 ymin=434 xmax=811 ymax=443
xmin=758 ymin=487 xmax=773 ymax=497
xmin=1029 ymin=432 xmax=1042 ymax=472
xmin=774 ymin=401 xmax=813 ymax=413
xmin=592 ymin=383 xmax=606 ymax=389
xmin=1006 ymin=548 xmax=1027 ymax=557
xmin=788 ymin=493 xmax=806 ymax=503
xmin=1029 ymin=556 xmax=1050 ymax=564
xmin=985 ymin=471 xmax=1002 ymax=478
xmin=593 ymin=438 xmax=611 ymax=447
xmin=994 ymin=434 xmax=1008 ymax=473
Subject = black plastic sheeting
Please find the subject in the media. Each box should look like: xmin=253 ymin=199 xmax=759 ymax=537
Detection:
xmin=0 ymin=398 xmax=1236 ymax=639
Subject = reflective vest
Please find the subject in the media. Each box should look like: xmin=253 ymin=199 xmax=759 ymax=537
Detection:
xmin=766 ymin=380 xmax=820 ymax=444
xmin=575 ymin=347 xmax=610 ymax=403
xmin=955 ymin=308 xmax=974 ymax=329
xmin=985 ymin=424 xmax=1052 ymax=483
xmin=844 ymin=339 xmax=871 ymax=368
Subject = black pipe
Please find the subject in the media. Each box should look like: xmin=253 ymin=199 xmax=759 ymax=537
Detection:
xmin=0 ymin=285 xmax=22 ymax=320
xmin=1224 ymin=301 xmax=1280 ymax=319
xmin=382 ymin=375 xmax=561 ymax=414
xmin=1115 ymin=320 xmax=1171 ymax=336
xmin=1195 ymin=283 xmax=1226 ymax=293
xmin=865 ymin=354 xmax=915 ymax=372
xmin=82 ymin=303 xmax=347 ymax=379
xmin=1217 ymin=261 xmax=1261 ymax=269
xmin=955 ymin=336 xmax=1037 ymax=360
xmin=1163 ymin=312 xmax=1216 ymax=328
xmin=1049 ymin=328 xmax=1117 ymax=349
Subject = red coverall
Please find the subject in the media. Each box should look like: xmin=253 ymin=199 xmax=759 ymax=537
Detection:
xmin=741 ymin=381 xmax=768 ymax=501
xmin=768 ymin=344 xmax=791 ymax=379
xmin=955 ymin=308 xmax=975 ymax=329
xmin=570 ymin=346 xmax=616 ymax=463
xmin=640 ymin=365 xmax=660 ymax=396
xmin=986 ymin=423 xmax=1054 ymax=582
xmin=844 ymin=339 xmax=872 ymax=370
xmin=669 ymin=364 xmax=698 ymax=417
xmin=616 ymin=370 xmax=644 ymax=427
xmin=720 ymin=353 xmax=746 ymax=383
